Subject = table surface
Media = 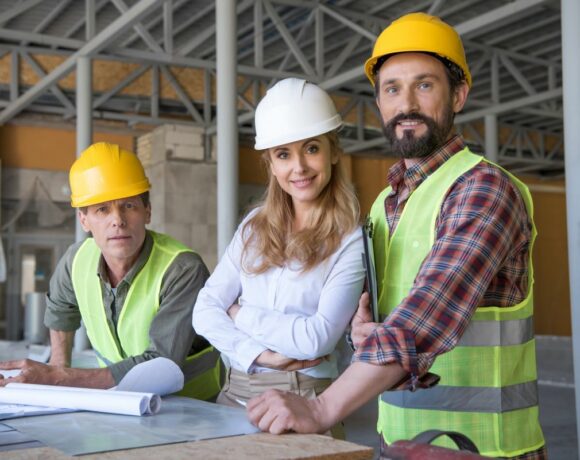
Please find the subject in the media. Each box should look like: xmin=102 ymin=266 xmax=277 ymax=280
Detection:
xmin=0 ymin=342 xmax=374 ymax=459
xmin=0 ymin=433 xmax=374 ymax=459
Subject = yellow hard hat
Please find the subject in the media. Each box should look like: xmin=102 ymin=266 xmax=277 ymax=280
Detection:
xmin=69 ymin=142 xmax=150 ymax=208
xmin=364 ymin=12 xmax=471 ymax=88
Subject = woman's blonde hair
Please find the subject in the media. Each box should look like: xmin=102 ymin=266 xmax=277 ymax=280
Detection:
xmin=241 ymin=131 xmax=359 ymax=273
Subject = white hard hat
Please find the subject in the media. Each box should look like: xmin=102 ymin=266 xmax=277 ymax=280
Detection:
xmin=254 ymin=78 xmax=342 ymax=150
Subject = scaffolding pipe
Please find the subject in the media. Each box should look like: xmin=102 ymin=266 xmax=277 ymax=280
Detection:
xmin=484 ymin=114 xmax=499 ymax=163
xmin=562 ymin=0 xmax=580 ymax=452
xmin=215 ymin=0 xmax=238 ymax=258
xmin=74 ymin=55 xmax=92 ymax=351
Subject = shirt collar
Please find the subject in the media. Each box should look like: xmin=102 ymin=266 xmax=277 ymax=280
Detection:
xmin=387 ymin=135 xmax=466 ymax=193
xmin=97 ymin=230 xmax=153 ymax=287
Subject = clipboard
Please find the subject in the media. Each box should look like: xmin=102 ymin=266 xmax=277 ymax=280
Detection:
xmin=361 ymin=218 xmax=379 ymax=323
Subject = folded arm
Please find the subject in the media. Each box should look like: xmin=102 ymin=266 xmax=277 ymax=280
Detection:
xmin=234 ymin=232 xmax=365 ymax=360
xmin=192 ymin=232 xmax=268 ymax=372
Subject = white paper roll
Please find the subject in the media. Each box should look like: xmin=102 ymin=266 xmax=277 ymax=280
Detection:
xmin=0 ymin=383 xmax=160 ymax=416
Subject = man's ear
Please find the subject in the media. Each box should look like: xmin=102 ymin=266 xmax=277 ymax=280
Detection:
xmin=78 ymin=210 xmax=90 ymax=233
xmin=453 ymin=81 xmax=470 ymax=113
xmin=145 ymin=204 xmax=151 ymax=225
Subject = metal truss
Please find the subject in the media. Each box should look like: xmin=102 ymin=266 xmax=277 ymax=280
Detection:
xmin=0 ymin=0 xmax=565 ymax=175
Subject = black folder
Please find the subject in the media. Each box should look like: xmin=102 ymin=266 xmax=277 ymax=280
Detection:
xmin=361 ymin=219 xmax=379 ymax=323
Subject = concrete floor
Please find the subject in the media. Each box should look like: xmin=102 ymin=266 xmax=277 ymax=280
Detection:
xmin=343 ymin=335 xmax=579 ymax=459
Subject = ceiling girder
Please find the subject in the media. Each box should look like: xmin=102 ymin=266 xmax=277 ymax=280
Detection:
xmin=0 ymin=0 xmax=565 ymax=174
xmin=0 ymin=0 xmax=161 ymax=124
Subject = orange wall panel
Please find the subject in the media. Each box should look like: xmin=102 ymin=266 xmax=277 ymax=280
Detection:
xmin=0 ymin=125 xmax=134 ymax=171
xmin=351 ymin=155 xmax=397 ymax=215
xmin=530 ymin=188 xmax=570 ymax=335
xmin=239 ymin=145 xmax=268 ymax=186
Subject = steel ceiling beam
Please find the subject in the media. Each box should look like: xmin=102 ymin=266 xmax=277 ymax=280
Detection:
xmin=110 ymin=0 xmax=163 ymax=54
xmin=0 ymin=0 xmax=44 ymax=27
xmin=0 ymin=28 xmax=83 ymax=48
xmin=0 ymin=0 xmax=161 ymax=125
xmin=61 ymin=0 xmax=108 ymax=41
xmin=455 ymin=0 xmax=551 ymax=36
xmin=119 ymin=0 xmax=190 ymax=49
xmin=0 ymin=0 xmax=566 ymax=174
xmin=319 ymin=0 xmax=559 ymax=91
xmin=457 ymin=88 xmax=563 ymax=124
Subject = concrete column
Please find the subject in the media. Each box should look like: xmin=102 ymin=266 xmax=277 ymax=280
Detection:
xmin=75 ymin=56 xmax=92 ymax=243
xmin=562 ymin=0 xmax=580 ymax=451
xmin=74 ymin=55 xmax=92 ymax=351
xmin=484 ymin=114 xmax=499 ymax=163
xmin=215 ymin=0 xmax=238 ymax=258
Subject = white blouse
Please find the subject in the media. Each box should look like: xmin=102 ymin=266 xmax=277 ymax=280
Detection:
xmin=192 ymin=211 xmax=365 ymax=378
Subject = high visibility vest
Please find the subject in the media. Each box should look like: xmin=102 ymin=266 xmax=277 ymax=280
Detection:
xmin=369 ymin=148 xmax=544 ymax=457
xmin=71 ymin=231 xmax=221 ymax=400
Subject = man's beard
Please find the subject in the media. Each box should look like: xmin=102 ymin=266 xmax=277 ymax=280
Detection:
xmin=382 ymin=105 xmax=455 ymax=159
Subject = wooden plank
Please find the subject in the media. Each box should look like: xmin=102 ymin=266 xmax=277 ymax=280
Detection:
xmin=0 ymin=433 xmax=374 ymax=459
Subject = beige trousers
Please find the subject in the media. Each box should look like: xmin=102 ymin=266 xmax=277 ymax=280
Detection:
xmin=217 ymin=368 xmax=344 ymax=439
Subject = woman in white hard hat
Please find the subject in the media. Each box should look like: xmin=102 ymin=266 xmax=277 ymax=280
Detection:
xmin=192 ymin=78 xmax=364 ymax=437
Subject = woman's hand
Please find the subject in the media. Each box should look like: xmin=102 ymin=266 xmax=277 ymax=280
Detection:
xmin=227 ymin=303 xmax=241 ymax=321
xmin=254 ymin=350 xmax=325 ymax=372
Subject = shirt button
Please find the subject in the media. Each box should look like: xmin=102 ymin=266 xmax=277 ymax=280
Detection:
xmin=412 ymin=241 xmax=420 ymax=248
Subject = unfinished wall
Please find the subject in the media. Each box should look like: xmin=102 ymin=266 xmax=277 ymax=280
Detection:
xmin=526 ymin=180 xmax=570 ymax=335
xmin=138 ymin=125 xmax=218 ymax=270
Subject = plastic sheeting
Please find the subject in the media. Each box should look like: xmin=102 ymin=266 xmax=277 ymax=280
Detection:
xmin=5 ymin=396 xmax=260 ymax=456
xmin=1 ymin=176 xmax=67 ymax=232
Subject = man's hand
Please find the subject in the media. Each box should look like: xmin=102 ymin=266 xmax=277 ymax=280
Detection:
xmin=247 ymin=389 xmax=328 ymax=434
xmin=254 ymin=350 xmax=324 ymax=372
xmin=0 ymin=359 xmax=64 ymax=386
xmin=351 ymin=292 xmax=381 ymax=349
xmin=0 ymin=359 xmax=115 ymax=389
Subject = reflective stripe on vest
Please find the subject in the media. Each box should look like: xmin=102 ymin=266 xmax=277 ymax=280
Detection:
xmin=370 ymin=148 xmax=544 ymax=457
xmin=459 ymin=317 xmax=534 ymax=347
xmin=377 ymin=316 xmax=534 ymax=347
xmin=381 ymin=381 xmax=539 ymax=413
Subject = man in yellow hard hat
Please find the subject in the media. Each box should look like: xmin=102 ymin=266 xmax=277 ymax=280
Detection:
xmin=0 ymin=142 xmax=221 ymax=400
xmin=247 ymin=12 xmax=546 ymax=459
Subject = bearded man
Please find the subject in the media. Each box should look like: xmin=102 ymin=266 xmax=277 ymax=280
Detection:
xmin=247 ymin=12 xmax=546 ymax=460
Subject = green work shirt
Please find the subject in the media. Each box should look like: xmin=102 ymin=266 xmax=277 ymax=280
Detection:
xmin=45 ymin=231 xmax=210 ymax=384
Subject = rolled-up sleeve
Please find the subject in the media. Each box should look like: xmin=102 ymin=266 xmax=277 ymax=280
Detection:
xmin=353 ymin=166 xmax=531 ymax=384
xmin=44 ymin=242 xmax=83 ymax=332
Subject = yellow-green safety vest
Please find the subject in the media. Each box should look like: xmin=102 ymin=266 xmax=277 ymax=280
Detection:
xmin=369 ymin=148 xmax=545 ymax=457
xmin=71 ymin=231 xmax=221 ymax=400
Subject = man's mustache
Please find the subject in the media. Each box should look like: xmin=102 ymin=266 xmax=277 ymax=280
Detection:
xmin=386 ymin=112 xmax=432 ymax=129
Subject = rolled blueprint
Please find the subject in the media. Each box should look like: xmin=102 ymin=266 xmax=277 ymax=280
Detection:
xmin=0 ymin=383 xmax=160 ymax=416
